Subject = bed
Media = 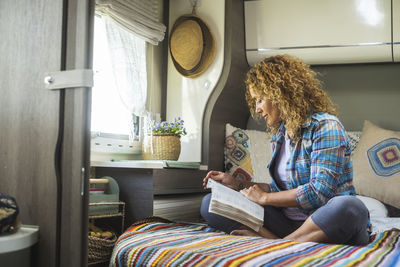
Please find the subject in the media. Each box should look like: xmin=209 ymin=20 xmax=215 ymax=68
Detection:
xmin=110 ymin=217 xmax=400 ymax=266
xmin=109 ymin=121 xmax=400 ymax=266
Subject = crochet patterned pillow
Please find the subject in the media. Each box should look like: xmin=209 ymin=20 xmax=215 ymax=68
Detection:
xmin=224 ymin=123 xmax=273 ymax=184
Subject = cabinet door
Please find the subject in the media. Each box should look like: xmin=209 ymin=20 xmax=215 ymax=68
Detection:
xmin=0 ymin=0 xmax=92 ymax=266
xmin=245 ymin=0 xmax=393 ymax=65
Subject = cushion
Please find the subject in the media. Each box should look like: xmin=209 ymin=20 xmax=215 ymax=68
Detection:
xmin=224 ymin=124 xmax=272 ymax=183
xmin=356 ymin=195 xmax=388 ymax=218
xmin=352 ymin=120 xmax=400 ymax=209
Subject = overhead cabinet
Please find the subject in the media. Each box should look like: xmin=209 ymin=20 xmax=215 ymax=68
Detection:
xmin=245 ymin=0 xmax=397 ymax=65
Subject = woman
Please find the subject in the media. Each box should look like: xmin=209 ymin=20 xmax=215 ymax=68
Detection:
xmin=201 ymin=55 xmax=370 ymax=245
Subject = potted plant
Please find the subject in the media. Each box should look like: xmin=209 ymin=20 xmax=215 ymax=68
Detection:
xmin=142 ymin=117 xmax=186 ymax=160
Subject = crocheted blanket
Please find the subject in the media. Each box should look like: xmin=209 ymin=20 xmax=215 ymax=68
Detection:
xmin=110 ymin=217 xmax=400 ymax=267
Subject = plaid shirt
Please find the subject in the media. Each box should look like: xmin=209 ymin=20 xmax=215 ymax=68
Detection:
xmin=267 ymin=112 xmax=355 ymax=213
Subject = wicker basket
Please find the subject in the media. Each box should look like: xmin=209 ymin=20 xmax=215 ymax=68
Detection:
xmin=88 ymin=234 xmax=117 ymax=264
xmin=142 ymin=133 xmax=181 ymax=160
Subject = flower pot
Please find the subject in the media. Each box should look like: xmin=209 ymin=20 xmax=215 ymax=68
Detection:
xmin=142 ymin=133 xmax=181 ymax=160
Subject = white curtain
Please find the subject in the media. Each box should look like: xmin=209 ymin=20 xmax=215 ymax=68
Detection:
xmin=103 ymin=17 xmax=147 ymax=118
xmin=95 ymin=0 xmax=166 ymax=45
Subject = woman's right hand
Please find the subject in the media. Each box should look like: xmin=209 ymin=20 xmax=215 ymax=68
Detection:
xmin=203 ymin=170 xmax=237 ymax=190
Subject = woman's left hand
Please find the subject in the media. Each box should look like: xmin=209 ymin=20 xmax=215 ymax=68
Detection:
xmin=240 ymin=184 xmax=267 ymax=205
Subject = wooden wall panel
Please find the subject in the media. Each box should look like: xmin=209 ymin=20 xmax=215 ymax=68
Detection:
xmin=314 ymin=63 xmax=400 ymax=131
xmin=0 ymin=1 xmax=63 ymax=266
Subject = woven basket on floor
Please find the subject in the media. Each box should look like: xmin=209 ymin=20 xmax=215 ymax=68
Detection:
xmin=142 ymin=133 xmax=181 ymax=160
xmin=88 ymin=234 xmax=117 ymax=263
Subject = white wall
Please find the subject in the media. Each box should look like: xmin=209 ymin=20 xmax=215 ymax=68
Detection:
xmin=167 ymin=0 xmax=225 ymax=162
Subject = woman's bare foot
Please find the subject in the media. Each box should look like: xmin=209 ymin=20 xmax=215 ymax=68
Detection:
xmin=230 ymin=229 xmax=260 ymax=237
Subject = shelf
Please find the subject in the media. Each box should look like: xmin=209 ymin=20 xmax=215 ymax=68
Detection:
xmin=88 ymin=201 xmax=125 ymax=234
xmin=91 ymin=160 xmax=207 ymax=170
xmin=88 ymin=202 xmax=125 ymax=218
xmin=0 ymin=225 xmax=39 ymax=254
xmin=89 ymin=212 xmax=124 ymax=219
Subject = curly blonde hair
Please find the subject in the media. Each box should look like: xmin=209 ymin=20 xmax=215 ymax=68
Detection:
xmin=245 ymin=55 xmax=338 ymax=139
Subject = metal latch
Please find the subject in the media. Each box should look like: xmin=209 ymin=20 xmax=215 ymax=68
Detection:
xmin=44 ymin=69 xmax=93 ymax=90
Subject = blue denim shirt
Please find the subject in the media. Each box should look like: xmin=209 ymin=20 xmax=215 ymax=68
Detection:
xmin=267 ymin=112 xmax=355 ymax=213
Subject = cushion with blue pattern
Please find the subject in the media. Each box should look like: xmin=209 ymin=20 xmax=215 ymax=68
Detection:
xmin=352 ymin=120 xmax=400 ymax=209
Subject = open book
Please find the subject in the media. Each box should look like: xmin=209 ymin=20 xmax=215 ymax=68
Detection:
xmin=206 ymin=179 xmax=264 ymax=232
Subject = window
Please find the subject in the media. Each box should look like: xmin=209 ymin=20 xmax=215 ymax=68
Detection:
xmin=91 ymin=15 xmax=146 ymax=138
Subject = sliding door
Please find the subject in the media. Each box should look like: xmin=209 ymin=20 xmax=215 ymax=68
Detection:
xmin=0 ymin=0 xmax=93 ymax=266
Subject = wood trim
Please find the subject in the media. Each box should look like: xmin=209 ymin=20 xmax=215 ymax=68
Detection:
xmin=59 ymin=0 xmax=94 ymax=266
xmin=161 ymin=0 xmax=169 ymax=121
xmin=202 ymin=0 xmax=250 ymax=170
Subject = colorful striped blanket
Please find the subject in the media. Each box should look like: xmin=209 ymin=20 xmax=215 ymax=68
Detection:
xmin=110 ymin=217 xmax=400 ymax=266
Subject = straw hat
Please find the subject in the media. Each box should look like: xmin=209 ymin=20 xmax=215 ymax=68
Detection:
xmin=169 ymin=13 xmax=216 ymax=78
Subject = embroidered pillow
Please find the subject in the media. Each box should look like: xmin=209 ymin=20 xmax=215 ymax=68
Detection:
xmin=352 ymin=120 xmax=400 ymax=209
xmin=224 ymin=124 xmax=273 ymax=183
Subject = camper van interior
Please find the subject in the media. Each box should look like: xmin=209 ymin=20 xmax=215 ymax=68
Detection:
xmin=1 ymin=0 xmax=400 ymax=266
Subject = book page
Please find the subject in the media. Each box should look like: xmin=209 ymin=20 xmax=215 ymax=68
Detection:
xmin=206 ymin=179 xmax=264 ymax=224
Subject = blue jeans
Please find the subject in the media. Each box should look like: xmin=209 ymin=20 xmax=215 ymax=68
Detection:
xmin=200 ymin=194 xmax=370 ymax=245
